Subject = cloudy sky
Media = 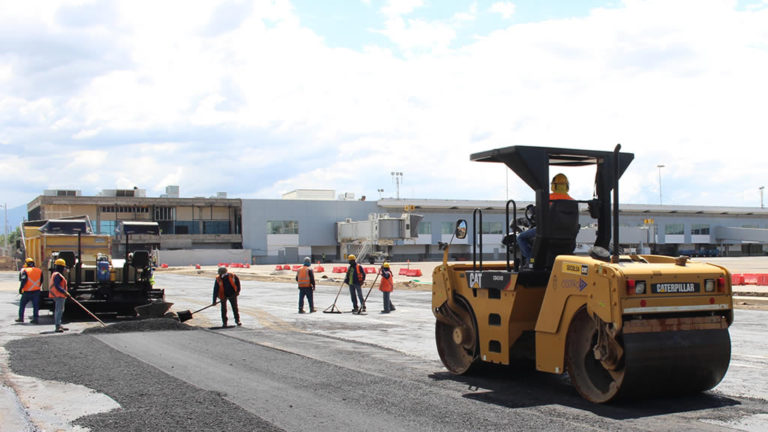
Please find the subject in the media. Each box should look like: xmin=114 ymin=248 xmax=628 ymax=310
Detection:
xmin=2 ymin=0 xmax=768 ymax=210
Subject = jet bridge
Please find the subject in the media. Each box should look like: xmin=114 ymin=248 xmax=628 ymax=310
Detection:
xmin=337 ymin=213 xmax=423 ymax=262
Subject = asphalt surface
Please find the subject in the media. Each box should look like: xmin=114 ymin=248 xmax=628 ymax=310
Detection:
xmin=2 ymin=270 xmax=768 ymax=431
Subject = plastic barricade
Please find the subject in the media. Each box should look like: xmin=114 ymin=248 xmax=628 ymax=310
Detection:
xmin=275 ymin=265 xmax=283 ymax=271
xmin=399 ymin=268 xmax=409 ymax=275
xmin=758 ymin=274 xmax=768 ymax=286
xmin=282 ymin=265 xmax=292 ymax=270
xmin=245 ymin=264 xmax=250 ymax=268
xmin=292 ymin=265 xmax=302 ymax=271
xmin=332 ymin=266 xmax=347 ymax=273
xmin=161 ymin=263 xmax=168 ymax=268
xmin=314 ymin=266 xmax=325 ymax=273
xmin=731 ymin=274 xmax=744 ymax=285
xmin=398 ymin=269 xmax=423 ymax=277
xmin=743 ymin=274 xmax=759 ymax=285
xmin=195 ymin=264 xmax=201 ymax=269
xmin=364 ymin=267 xmax=377 ymax=274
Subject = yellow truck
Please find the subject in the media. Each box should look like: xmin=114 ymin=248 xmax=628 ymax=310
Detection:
xmin=21 ymin=217 xmax=165 ymax=316
xmin=433 ymin=145 xmax=732 ymax=403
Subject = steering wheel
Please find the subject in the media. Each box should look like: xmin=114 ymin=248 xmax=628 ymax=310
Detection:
xmin=525 ymin=204 xmax=536 ymax=227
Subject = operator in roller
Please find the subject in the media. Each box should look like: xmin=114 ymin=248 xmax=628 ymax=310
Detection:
xmin=518 ymin=173 xmax=573 ymax=263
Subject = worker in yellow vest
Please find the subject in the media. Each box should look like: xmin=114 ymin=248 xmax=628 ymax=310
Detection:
xmin=49 ymin=258 xmax=69 ymax=333
xmin=296 ymin=257 xmax=316 ymax=313
xmin=16 ymin=258 xmax=43 ymax=324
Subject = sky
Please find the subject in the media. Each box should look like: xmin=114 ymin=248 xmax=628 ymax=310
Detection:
xmin=2 ymin=0 xmax=768 ymax=211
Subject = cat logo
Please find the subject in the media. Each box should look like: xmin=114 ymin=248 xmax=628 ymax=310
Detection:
xmin=468 ymin=271 xmax=482 ymax=289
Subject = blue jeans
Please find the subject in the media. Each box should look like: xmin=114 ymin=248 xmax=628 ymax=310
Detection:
xmin=19 ymin=291 xmax=41 ymax=321
xmin=518 ymin=227 xmax=536 ymax=259
xmin=53 ymin=297 xmax=66 ymax=328
xmin=382 ymin=291 xmax=395 ymax=312
xmin=298 ymin=287 xmax=314 ymax=310
xmin=349 ymin=284 xmax=364 ymax=309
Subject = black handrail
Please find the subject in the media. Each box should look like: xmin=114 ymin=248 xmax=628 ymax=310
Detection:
xmin=472 ymin=208 xmax=483 ymax=272
xmin=612 ymin=144 xmax=621 ymax=263
xmin=504 ymin=200 xmax=517 ymax=272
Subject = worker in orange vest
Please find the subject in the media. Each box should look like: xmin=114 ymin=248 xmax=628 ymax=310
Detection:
xmin=16 ymin=258 xmax=43 ymax=324
xmin=212 ymin=267 xmax=241 ymax=327
xmin=296 ymin=257 xmax=316 ymax=313
xmin=379 ymin=262 xmax=396 ymax=313
xmin=49 ymin=258 xmax=69 ymax=333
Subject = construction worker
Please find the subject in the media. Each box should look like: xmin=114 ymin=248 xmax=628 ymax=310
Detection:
xmin=16 ymin=258 xmax=43 ymax=324
xmin=213 ymin=267 xmax=241 ymax=327
xmin=518 ymin=173 xmax=574 ymax=262
xmin=49 ymin=258 xmax=69 ymax=333
xmin=296 ymin=257 xmax=316 ymax=313
xmin=345 ymin=254 xmax=366 ymax=313
xmin=379 ymin=262 xmax=396 ymax=313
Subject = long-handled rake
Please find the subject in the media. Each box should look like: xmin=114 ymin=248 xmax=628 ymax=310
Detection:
xmin=355 ymin=270 xmax=380 ymax=315
xmin=323 ymin=278 xmax=345 ymax=314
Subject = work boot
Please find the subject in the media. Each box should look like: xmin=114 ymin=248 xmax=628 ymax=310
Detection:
xmin=14 ymin=318 xmax=23 ymax=323
xmin=55 ymin=327 xmax=64 ymax=333
xmin=361 ymin=306 xmax=366 ymax=312
xmin=381 ymin=310 xmax=390 ymax=314
xmin=30 ymin=318 xmax=39 ymax=324
xmin=236 ymin=321 xmax=242 ymax=326
xmin=351 ymin=307 xmax=359 ymax=313
xmin=60 ymin=327 xmax=69 ymax=331
xmin=310 ymin=307 xmax=317 ymax=313
xmin=299 ymin=309 xmax=305 ymax=314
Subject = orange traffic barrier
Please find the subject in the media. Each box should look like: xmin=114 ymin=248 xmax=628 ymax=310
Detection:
xmin=731 ymin=274 xmax=744 ymax=285
xmin=195 ymin=264 xmax=201 ymax=269
xmin=332 ymin=266 xmax=346 ymax=273
xmin=364 ymin=267 xmax=377 ymax=274
xmin=291 ymin=265 xmax=302 ymax=271
xmin=161 ymin=263 xmax=168 ymax=268
xmin=314 ymin=266 xmax=325 ymax=273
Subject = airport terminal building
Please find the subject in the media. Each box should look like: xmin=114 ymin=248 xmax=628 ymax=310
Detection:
xmin=27 ymin=188 xmax=768 ymax=265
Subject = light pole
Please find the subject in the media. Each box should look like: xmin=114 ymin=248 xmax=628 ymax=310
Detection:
xmin=377 ymin=188 xmax=384 ymax=199
xmin=761 ymin=186 xmax=765 ymax=208
xmin=657 ymin=164 xmax=665 ymax=205
xmin=391 ymin=172 xmax=403 ymax=199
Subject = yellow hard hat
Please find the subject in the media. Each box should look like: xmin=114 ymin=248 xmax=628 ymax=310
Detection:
xmin=54 ymin=258 xmax=67 ymax=266
xmin=348 ymin=254 xmax=356 ymax=260
xmin=382 ymin=262 xmax=390 ymax=268
xmin=551 ymin=173 xmax=569 ymax=193
xmin=25 ymin=257 xmax=34 ymax=263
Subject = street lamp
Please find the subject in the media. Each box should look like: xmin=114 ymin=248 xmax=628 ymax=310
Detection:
xmin=760 ymin=186 xmax=765 ymax=208
xmin=377 ymin=188 xmax=384 ymax=199
xmin=657 ymin=164 xmax=665 ymax=205
xmin=391 ymin=172 xmax=403 ymax=199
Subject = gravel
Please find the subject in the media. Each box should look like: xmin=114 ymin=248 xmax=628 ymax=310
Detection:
xmin=82 ymin=317 xmax=193 ymax=334
xmin=6 ymin=333 xmax=284 ymax=431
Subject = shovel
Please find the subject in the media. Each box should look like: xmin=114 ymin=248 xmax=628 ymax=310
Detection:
xmin=66 ymin=292 xmax=107 ymax=327
xmin=177 ymin=301 xmax=219 ymax=323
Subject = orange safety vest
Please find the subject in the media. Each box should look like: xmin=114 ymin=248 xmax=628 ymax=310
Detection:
xmin=379 ymin=271 xmax=393 ymax=292
xmin=549 ymin=192 xmax=573 ymax=201
xmin=297 ymin=266 xmax=312 ymax=288
xmin=216 ymin=273 xmax=239 ymax=299
xmin=48 ymin=272 xmax=68 ymax=298
xmin=21 ymin=267 xmax=43 ymax=292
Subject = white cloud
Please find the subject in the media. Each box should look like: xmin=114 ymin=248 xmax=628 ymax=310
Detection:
xmin=1 ymin=0 xmax=768 ymax=209
xmin=490 ymin=1 xmax=516 ymax=19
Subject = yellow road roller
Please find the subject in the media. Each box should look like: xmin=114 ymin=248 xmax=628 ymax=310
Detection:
xmin=432 ymin=145 xmax=733 ymax=403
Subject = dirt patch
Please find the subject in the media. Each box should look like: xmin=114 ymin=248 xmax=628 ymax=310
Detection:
xmin=82 ymin=317 xmax=193 ymax=334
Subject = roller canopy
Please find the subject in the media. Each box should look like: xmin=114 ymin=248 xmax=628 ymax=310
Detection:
xmin=470 ymin=146 xmax=634 ymax=192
